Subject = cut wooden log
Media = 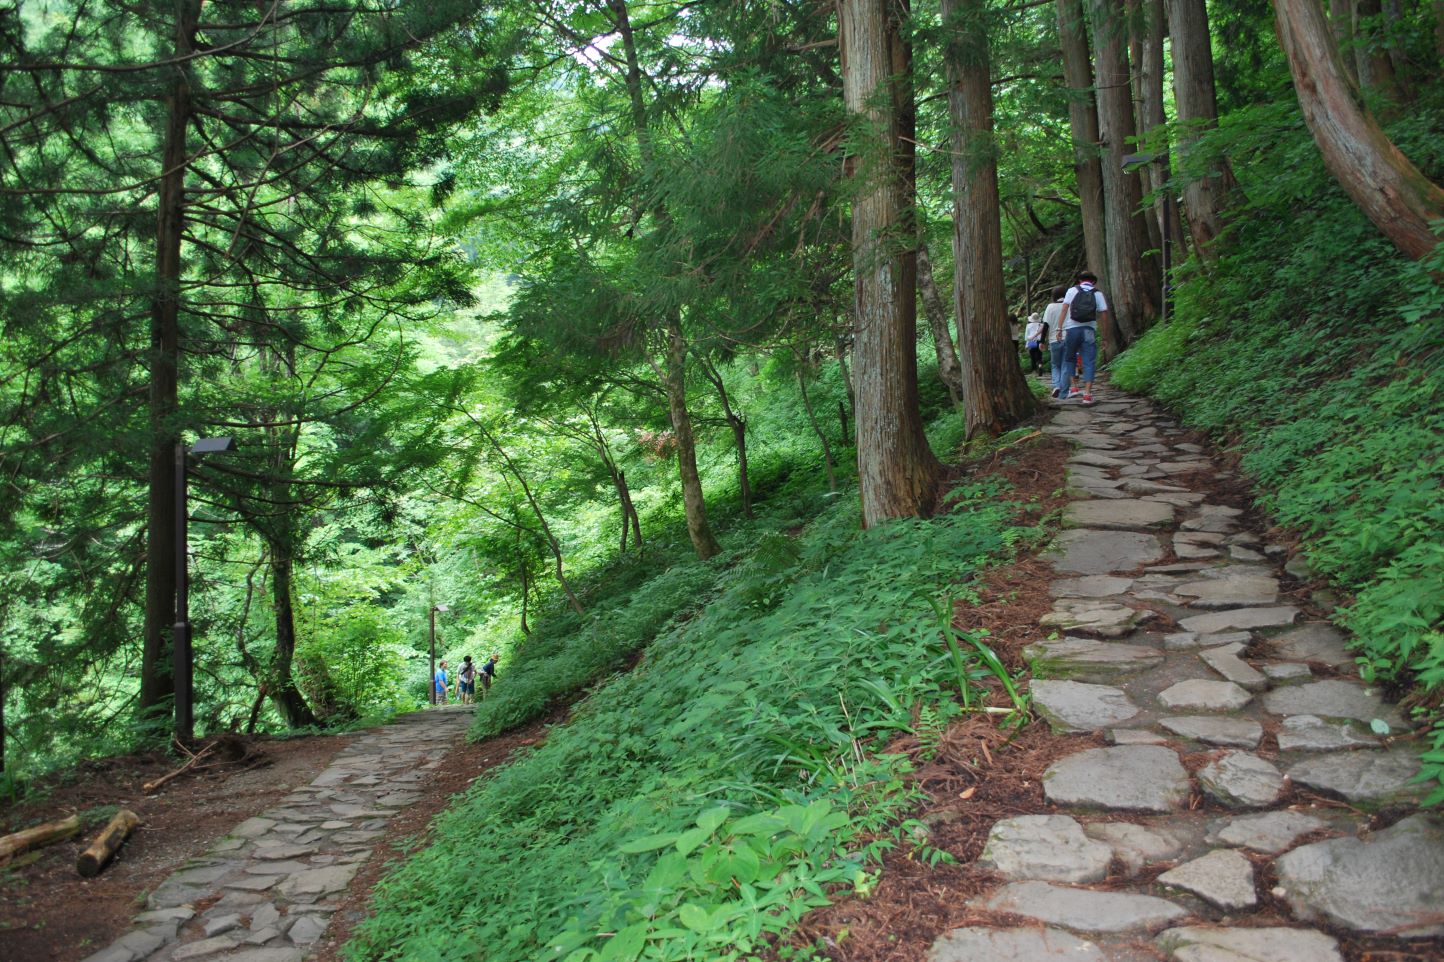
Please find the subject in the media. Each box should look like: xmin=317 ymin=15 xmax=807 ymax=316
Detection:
xmin=0 ymin=814 xmax=81 ymax=861
xmin=76 ymin=809 xmax=142 ymax=878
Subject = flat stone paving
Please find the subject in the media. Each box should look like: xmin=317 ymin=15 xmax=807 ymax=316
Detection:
xmin=81 ymin=705 xmax=475 ymax=962
xmin=929 ymin=382 xmax=1444 ymax=962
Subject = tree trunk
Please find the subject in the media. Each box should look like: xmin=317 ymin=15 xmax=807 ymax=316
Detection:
xmin=699 ymin=359 xmax=752 ymax=518
xmin=140 ymin=0 xmax=201 ymax=720
xmin=661 ymin=317 xmax=722 ymax=558
xmin=517 ymin=561 xmax=530 ymax=635
xmin=943 ymin=0 xmax=1037 ymax=439
xmin=1167 ymin=0 xmax=1237 ymax=258
xmin=268 ymin=545 xmax=319 ymax=728
xmin=1089 ymin=0 xmax=1162 ymax=345
xmin=796 ymin=362 xmax=839 ymax=492
xmin=1134 ymin=0 xmax=1167 ymax=255
xmin=1436 ymin=0 xmax=1444 ymax=63
xmin=917 ymin=233 xmax=964 ymax=408
xmin=0 ymin=815 xmax=80 ymax=860
xmin=838 ymin=0 xmax=942 ymax=524
xmin=1273 ymin=0 xmax=1444 ymax=261
xmin=76 ymin=810 xmax=141 ymax=878
xmin=1057 ymin=0 xmax=1110 ymax=311
xmin=1352 ymin=0 xmax=1402 ymax=103
xmin=619 ymin=471 xmax=642 ymax=550
xmin=1328 ymin=0 xmax=1359 ymax=82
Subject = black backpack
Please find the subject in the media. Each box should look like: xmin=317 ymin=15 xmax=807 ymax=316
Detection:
xmin=1071 ymin=287 xmax=1100 ymax=325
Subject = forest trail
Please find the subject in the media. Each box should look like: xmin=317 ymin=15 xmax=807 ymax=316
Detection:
xmin=74 ymin=706 xmax=476 ymax=962
xmin=927 ymin=384 xmax=1444 ymax=961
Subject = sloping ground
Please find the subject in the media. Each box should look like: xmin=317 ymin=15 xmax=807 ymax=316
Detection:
xmin=792 ymin=384 xmax=1444 ymax=962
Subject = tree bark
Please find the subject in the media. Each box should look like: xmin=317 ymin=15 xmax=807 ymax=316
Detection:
xmin=942 ymin=0 xmax=1037 ymax=439
xmin=141 ymin=0 xmax=202 ymax=720
xmin=517 ymin=561 xmax=530 ymax=635
xmin=838 ymin=0 xmax=941 ymax=524
xmin=0 ymin=815 xmax=80 ymax=859
xmin=618 ymin=471 xmax=642 ymax=550
xmin=917 ymin=233 xmax=964 ymax=408
xmin=1088 ymin=0 xmax=1162 ymax=345
xmin=796 ymin=360 xmax=839 ymax=492
xmin=1274 ymin=0 xmax=1444 ymax=261
xmin=1057 ymin=0 xmax=1110 ymax=308
xmin=1168 ymin=0 xmax=1237 ymax=258
xmin=661 ymin=317 xmax=722 ymax=557
xmin=699 ymin=359 xmax=752 ymax=519
xmin=76 ymin=810 xmax=141 ymax=878
xmin=1327 ymin=0 xmax=1359 ymax=82
xmin=268 ymin=545 xmax=319 ymax=728
xmin=1352 ymin=0 xmax=1402 ymax=103
xmin=1133 ymin=0 xmax=1167 ymax=256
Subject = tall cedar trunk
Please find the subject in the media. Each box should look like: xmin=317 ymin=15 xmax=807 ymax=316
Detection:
xmin=838 ymin=0 xmax=941 ymax=524
xmin=1057 ymin=0 xmax=1110 ymax=309
xmin=943 ymin=0 xmax=1037 ymax=438
xmin=1328 ymin=0 xmax=1359 ymax=82
xmin=917 ymin=234 xmax=965 ymax=407
xmin=619 ymin=471 xmax=642 ymax=550
xmin=1128 ymin=0 xmax=1163 ymax=257
xmin=613 ymin=0 xmax=720 ymax=557
xmin=1436 ymin=0 xmax=1444 ymax=61
xmin=140 ymin=0 xmax=201 ymax=718
xmin=796 ymin=362 xmax=839 ymax=491
xmin=1089 ymin=0 xmax=1162 ymax=344
xmin=1168 ymin=0 xmax=1237 ymax=257
xmin=268 ymin=545 xmax=319 ymax=728
xmin=1352 ymin=0 xmax=1401 ymax=103
xmin=517 ymin=562 xmax=530 ymax=635
xmin=1273 ymin=0 xmax=1444 ymax=261
xmin=662 ymin=318 xmax=722 ymax=556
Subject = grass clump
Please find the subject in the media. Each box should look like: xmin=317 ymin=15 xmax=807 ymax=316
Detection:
xmin=345 ymin=478 xmax=1028 ymax=962
xmin=1112 ymin=96 xmax=1444 ymax=801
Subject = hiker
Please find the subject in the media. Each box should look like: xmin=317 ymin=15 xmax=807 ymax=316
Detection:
xmin=458 ymin=655 xmax=477 ymax=705
xmin=1059 ymin=271 xmax=1108 ymax=405
xmin=1024 ymin=313 xmax=1045 ymax=374
xmin=434 ymin=659 xmax=449 ymax=705
xmin=480 ymin=654 xmax=498 ymax=696
xmin=1042 ymin=285 xmax=1069 ymax=398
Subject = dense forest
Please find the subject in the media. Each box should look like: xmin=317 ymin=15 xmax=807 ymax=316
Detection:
xmin=2 ymin=0 xmax=1443 ymax=957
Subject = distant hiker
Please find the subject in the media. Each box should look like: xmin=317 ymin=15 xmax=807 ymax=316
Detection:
xmin=1024 ymin=313 xmax=1044 ymax=374
xmin=458 ymin=655 xmax=477 ymax=705
xmin=480 ymin=655 xmax=498 ymax=695
xmin=1043 ymin=285 xmax=1069 ymax=399
xmin=434 ymin=660 xmax=449 ymax=705
xmin=1059 ymin=271 xmax=1108 ymax=405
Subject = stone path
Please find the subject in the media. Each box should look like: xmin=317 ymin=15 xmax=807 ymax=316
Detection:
xmin=81 ymin=706 xmax=474 ymax=962
xmin=929 ymin=385 xmax=1444 ymax=962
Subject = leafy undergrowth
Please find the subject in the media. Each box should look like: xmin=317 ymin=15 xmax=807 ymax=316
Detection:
xmin=1112 ymin=96 xmax=1444 ymax=801
xmin=345 ymin=475 xmax=1036 ymax=962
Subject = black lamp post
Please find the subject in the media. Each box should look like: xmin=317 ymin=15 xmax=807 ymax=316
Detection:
xmin=174 ymin=435 xmax=237 ymax=743
xmin=429 ymin=603 xmax=450 ymax=705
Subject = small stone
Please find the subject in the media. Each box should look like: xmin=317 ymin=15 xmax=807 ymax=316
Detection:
xmin=252 ymin=844 xmax=317 ymax=861
xmin=1286 ymin=748 xmax=1423 ymax=805
xmin=1198 ymin=752 xmax=1287 ymax=808
xmin=1157 ymin=679 xmax=1253 ymax=712
xmin=1040 ymin=601 xmax=1150 ymax=638
xmin=1050 ymin=575 xmax=1134 ymax=599
xmin=232 ymin=817 xmax=276 ymax=838
xmin=286 ymin=913 xmax=329 ymax=944
xmin=249 ymin=904 xmax=282 ymax=931
xmin=1174 ymin=574 xmax=1280 ymax=608
xmin=1284 ymin=556 xmax=1312 ymax=578
xmin=1275 ymin=714 xmax=1380 ymax=752
xmin=1174 ymin=541 xmax=1221 ymax=560
xmin=135 ymin=908 xmax=195 ymax=925
xmin=1163 ymin=632 xmax=1202 ymax=651
xmin=1262 ymin=680 xmax=1403 ymax=727
xmin=979 ymin=815 xmax=1113 ymax=882
xmin=173 ymin=935 xmax=240 ymax=960
xmin=1047 ymin=529 xmax=1165 ymax=575
xmin=210 ymin=950 xmax=304 ymax=962
xmin=319 ymin=820 xmax=351 ymax=830
xmin=226 ymin=875 xmax=282 ymax=892
xmin=1031 ymin=680 xmax=1140 ymax=732
xmin=1274 ymin=814 xmax=1444 ymax=936
xmin=1159 ymin=716 xmax=1262 ymax=749
xmin=1156 ymin=926 xmax=1342 ymax=962
xmin=244 ymin=926 xmax=283 ymax=945
xmin=1198 ymin=643 xmax=1268 ymax=692
xmin=202 ymin=914 xmax=243 ymax=937
xmin=975 ymin=881 xmax=1187 ymax=934
xmin=1262 ymin=662 xmax=1312 ymax=683
xmin=1266 ymin=623 xmax=1352 ymax=667
xmin=1024 ymin=638 xmax=1164 ymax=683
xmin=1178 ymin=607 xmax=1299 ymax=634
xmin=1044 ymin=745 xmax=1190 ymax=813
xmin=1229 ymin=545 xmax=1265 ymax=562
xmin=277 ymin=863 xmax=360 ymax=898
xmin=1206 ymin=811 xmax=1328 ymax=853
xmin=246 ymin=860 xmax=310 ymax=875
xmin=1109 ymin=729 xmax=1168 ymax=745
xmin=927 ymin=926 xmax=1105 ymax=962
xmin=1083 ymin=822 xmax=1188 ymax=875
xmin=1157 ymin=849 xmax=1256 ymax=909
xmin=1064 ymin=500 xmax=1175 ymax=530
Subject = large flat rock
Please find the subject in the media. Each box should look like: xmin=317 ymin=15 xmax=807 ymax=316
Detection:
xmin=1024 ymin=638 xmax=1164 ymax=683
xmin=1265 ymin=623 xmax=1354 ymax=667
xmin=1064 ymin=500 xmax=1175 ymax=530
xmin=1159 ymin=715 xmax=1262 ymax=749
xmin=1046 ymin=529 xmax=1165 ymax=575
xmin=1157 ymin=849 xmax=1256 ymax=910
xmin=1178 ymin=607 xmax=1299 ymax=634
xmin=978 ymin=815 xmax=1113 ymax=883
xmin=1157 ymin=679 xmax=1253 ymax=712
xmin=1197 ymin=643 xmax=1268 ymax=692
xmin=927 ymin=926 xmax=1104 ymax=962
xmin=1276 ymin=714 xmax=1381 ymax=752
xmin=1043 ymin=745 xmax=1190 ymax=813
xmin=1286 ymin=748 xmax=1424 ymax=806
xmin=1050 ymin=575 xmax=1133 ymax=599
xmin=1174 ymin=574 xmax=1281 ymax=608
xmin=1031 ymin=680 xmax=1140 ymax=732
xmin=1275 ymin=814 xmax=1444 ymax=936
xmin=1206 ymin=811 xmax=1329 ymax=853
xmin=1083 ymin=821 xmax=1190 ymax=875
xmin=1155 ymin=926 xmax=1342 ymax=962
xmin=1039 ymin=601 xmax=1150 ymax=638
xmin=1262 ymin=680 xmax=1404 ymax=728
xmin=1198 ymin=752 xmax=1287 ymax=808
xmin=976 ymin=881 xmax=1187 ymax=934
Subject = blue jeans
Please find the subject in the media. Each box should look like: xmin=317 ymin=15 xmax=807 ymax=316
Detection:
xmin=1049 ymin=340 xmax=1068 ymax=395
xmin=1062 ymin=326 xmax=1097 ymax=390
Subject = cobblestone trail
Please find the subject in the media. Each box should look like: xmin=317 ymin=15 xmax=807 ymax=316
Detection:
xmin=81 ymin=706 xmax=474 ymax=962
xmin=931 ymin=385 xmax=1444 ymax=962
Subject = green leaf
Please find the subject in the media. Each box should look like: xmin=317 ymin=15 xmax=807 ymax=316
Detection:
xmin=618 ymin=833 xmax=680 ymax=855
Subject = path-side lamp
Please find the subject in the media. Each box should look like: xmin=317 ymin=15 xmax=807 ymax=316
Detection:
xmin=429 ymin=604 xmax=450 ymax=705
xmin=174 ymin=435 xmax=237 ymax=744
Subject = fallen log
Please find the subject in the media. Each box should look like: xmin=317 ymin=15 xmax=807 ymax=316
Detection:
xmin=141 ymin=744 xmax=215 ymax=795
xmin=0 ymin=814 xmax=81 ymax=862
xmin=76 ymin=809 xmax=142 ymax=878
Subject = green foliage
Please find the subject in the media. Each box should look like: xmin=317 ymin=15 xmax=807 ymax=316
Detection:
xmin=1113 ymin=95 xmax=1444 ymax=799
xmin=346 ymin=478 xmax=1027 ymax=962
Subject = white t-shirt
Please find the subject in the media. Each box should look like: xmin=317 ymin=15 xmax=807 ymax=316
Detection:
xmin=1063 ymin=283 xmax=1108 ymax=329
xmin=1024 ymin=319 xmax=1044 ymax=342
xmin=1042 ymin=301 xmax=1066 ymax=340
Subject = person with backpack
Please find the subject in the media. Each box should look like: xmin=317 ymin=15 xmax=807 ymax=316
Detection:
xmin=458 ymin=655 xmax=477 ymax=704
xmin=1042 ymin=285 xmax=1070 ymax=398
xmin=1059 ymin=271 xmax=1108 ymax=405
xmin=480 ymin=654 xmax=498 ymax=696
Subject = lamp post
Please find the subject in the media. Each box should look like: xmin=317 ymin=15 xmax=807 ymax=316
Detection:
xmin=429 ymin=604 xmax=450 ymax=705
xmin=174 ymin=435 xmax=237 ymax=744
